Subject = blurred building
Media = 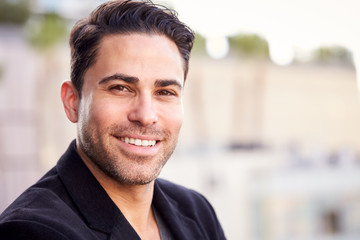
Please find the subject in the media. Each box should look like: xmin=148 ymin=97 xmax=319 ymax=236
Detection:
xmin=0 ymin=24 xmax=40 ymax=210
xmin=163 ymin=56 xmax=360 ymax=239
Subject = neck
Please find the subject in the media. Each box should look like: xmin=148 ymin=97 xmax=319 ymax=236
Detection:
xmin=76 ymin=144 xmax=160 ymax=240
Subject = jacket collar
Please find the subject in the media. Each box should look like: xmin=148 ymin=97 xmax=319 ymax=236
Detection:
xmin=153 ymin=181 xmax=205 ymax=239
xmin=56 ymin=140 xmax=139 ymax=239
xmin=57 ymin=140 xmax=203 ymax=239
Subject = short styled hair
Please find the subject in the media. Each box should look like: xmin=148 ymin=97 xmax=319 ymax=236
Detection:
xmin=69 ymin=0 xmax=194 ymax=96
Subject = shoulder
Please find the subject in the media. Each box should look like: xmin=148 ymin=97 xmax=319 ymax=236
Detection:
xmin=0 ymin=176 xmax=91 ymax=239
xmin=1 ymin=167 xmax=76 ymax=223
xmin=0 ymin=219 xmax=70 ymax=240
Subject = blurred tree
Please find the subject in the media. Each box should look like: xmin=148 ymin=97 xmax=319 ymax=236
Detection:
xmin=313 ymin=46 xmax=352 ymax=65
xmin=26 ymin=13 xmax=68 ymax=50
xmin=228 ymin=34 xmax=269 ymax=58
xmin=192 ymin=33 xmax=206 ymax=55
xmin=0 ymin=0 xmax=30 ymax=25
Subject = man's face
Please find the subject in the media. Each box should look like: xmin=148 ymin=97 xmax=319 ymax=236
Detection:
xmin=76 ymin=33 xmax=184 ymax=185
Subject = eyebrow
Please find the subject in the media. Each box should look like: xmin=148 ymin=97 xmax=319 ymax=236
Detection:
xmin=155 ymin=79 xmax=183 ymax=90
xmin=99 ymin=73 xmax=183 ymax=90
xmin=99 ymin=73 xmax=139 ymax=85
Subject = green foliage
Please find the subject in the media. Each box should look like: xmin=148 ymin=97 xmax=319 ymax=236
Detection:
xmin=0 ymin=0 xmax=30 ymax=25
xmin=192 ymin=33 xmax=206 ymax=54
xmin=26 ymin=13 xmax=68 ymax=50
xmin=228 ymin=34 xmax=269 ymax=58
xmin=313 ymin=46 xmax=352 ymax=64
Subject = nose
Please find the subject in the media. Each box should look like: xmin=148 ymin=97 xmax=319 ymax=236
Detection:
xmin=128 ymin=94 xmax=158 ymax=126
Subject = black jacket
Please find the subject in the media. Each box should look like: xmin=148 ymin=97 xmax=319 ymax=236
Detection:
xmin=0 ymin=141 xmax=226 ymax=239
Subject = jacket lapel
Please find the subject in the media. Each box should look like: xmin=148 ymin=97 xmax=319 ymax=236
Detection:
xmin=57 ymin=141 xmax=204 ymax=239
xmin=153 ymin=180 xmax=205 ymax=240
xmin=57 ymin=140 xmax=140 ymax=239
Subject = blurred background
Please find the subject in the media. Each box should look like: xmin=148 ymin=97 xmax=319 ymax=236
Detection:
xmin=1 ymin=0 xmax=360 ymax=239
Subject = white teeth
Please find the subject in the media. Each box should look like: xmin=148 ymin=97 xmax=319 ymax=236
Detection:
xmin=147 ymin=140 xmax=156 ymax=146
xmin=120 ymin=137 xmax=156 ymax=147
xmin=135 ymin=139 xmax=142 ymax=146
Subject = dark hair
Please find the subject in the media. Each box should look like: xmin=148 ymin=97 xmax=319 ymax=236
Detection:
xmin=69 ymin=0 xmax=194 ymax=96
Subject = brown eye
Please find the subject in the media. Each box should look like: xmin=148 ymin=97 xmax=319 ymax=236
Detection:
xmin=109 ymin=85 xmax=130 ymax=92
xmin=157 ymin=90 xmax=175 ymax=96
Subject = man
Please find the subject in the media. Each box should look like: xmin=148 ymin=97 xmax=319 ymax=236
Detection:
xmin=0 ymin=0 xmax=226 ymax=239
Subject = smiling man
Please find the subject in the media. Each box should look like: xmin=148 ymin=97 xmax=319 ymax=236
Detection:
xmin=0 ymin=1 xmax=226 ymax=239
xmin=71 ymin=34 xmax=184 ymax=187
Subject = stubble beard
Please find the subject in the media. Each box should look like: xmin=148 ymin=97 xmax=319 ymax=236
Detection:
xmin=79 ymin=123 xmax=178 ymax=185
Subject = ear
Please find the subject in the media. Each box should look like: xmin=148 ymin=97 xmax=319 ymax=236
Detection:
xmin=61 ymin=81 xmax=80 ymax=123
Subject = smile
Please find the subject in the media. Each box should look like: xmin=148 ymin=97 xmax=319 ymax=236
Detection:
xmin=119 ymin=137 xmax=157 ymax=147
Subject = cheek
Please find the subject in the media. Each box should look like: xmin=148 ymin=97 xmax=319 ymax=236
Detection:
xmin=161 ymin=105 xmax=183 ymax=132
xmin=91 ymin=101 xmax=122 ymax=125
xmin=79 ymin=97 xmax=121 ymax=128
xmin=174 ymin=111 xmax=183 ymax=129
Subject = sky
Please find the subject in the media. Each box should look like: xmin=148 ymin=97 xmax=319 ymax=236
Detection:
xmin=174 ymin=0 xmax=360 ymax=47
xmin=172 ymin=0 xmax=360 ymax=64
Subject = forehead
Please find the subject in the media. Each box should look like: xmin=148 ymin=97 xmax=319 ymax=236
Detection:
xmin=88 ymin=33 xmax=185 ymax=83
